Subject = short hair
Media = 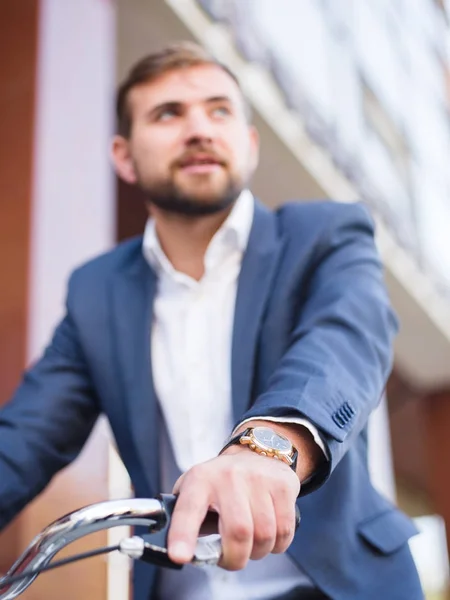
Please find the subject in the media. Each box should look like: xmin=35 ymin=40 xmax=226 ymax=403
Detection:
xmin=116 ymin=41 xmax=252 ymax=137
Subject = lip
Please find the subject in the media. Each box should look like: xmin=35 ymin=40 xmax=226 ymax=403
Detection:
xmin=179 ymin=163 xmax=223 ymax=174
xmin=177 ymin=153 xmax=225 ymax=172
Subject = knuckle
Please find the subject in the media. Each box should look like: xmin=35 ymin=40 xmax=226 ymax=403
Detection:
xmin=188 ymin=464 xmax=207 ymax=484
xmin=289 ymin=477 xmax=301 ymax=495
xmin=230 ymin=520 xmax=252 ymax=543
xmin=253 ymin=517 xmax=276 ymax=547
xmin=281 ymin=477 xmax=297 ymax=495
xmin=222 ymin=461 xmax=245 ymax=481
xmin=221 ymin=465 xmax=236 ymax=483
xmin=254 ymin=527 xmax=275 ymax=547
xmin=277 ymin=521 xmax=293 ymax=540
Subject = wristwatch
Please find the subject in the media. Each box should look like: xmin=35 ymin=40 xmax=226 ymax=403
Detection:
xmin=220 ymin=426 xmax=298 ymax=471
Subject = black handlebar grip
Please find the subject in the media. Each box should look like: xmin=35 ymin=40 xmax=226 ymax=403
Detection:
xmin=158 ymin=493 xmax=178 ymax=525
xmin=295 ymin=504 xmax=301 ymax=529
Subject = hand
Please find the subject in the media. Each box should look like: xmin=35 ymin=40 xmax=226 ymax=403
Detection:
xmin=167 ymin=445 xmax=300 ymax=570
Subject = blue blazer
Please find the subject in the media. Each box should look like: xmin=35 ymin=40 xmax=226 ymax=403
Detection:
xmin=0 ymin=200 xmax=423 ymax=600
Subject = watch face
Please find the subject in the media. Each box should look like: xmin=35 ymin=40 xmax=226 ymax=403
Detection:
xmin=253 ymin=427 xmax=292 ymax=453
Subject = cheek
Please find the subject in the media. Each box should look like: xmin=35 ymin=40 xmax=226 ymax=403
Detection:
xmin=133 ymin=134 xmax=158 ymax=158
xmin=132 ymin=135 xmax=171 ymax=173
xmin=229 ymin=135 xmax=254 ymax=171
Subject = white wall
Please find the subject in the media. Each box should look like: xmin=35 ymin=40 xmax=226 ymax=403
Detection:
xmin=29 ymin=2 xmax=124 ymax=599
xmin=29 ymin=0 xmax=116 ymax=360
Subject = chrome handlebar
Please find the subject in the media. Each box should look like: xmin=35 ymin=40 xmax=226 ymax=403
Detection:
xmin=0 ymin=495 xmax=220 ymax=600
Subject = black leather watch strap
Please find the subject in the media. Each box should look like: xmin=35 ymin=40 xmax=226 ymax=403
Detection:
xmin=219 ymin=427 xmax=253 ymax=455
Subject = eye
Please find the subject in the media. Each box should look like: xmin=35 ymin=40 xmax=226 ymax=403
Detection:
xmin=211 ymin=106 xmax=231 ymax=118
xmin=157 ymin=108 xmax=178 ymax=122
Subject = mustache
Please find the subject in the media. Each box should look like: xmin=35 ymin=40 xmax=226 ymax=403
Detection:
xmin=173 ymin=146 xmax=228 ymax=168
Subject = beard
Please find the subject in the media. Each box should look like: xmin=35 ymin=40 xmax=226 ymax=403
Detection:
xmin=136 ymin=169 xmax=246 ymax=217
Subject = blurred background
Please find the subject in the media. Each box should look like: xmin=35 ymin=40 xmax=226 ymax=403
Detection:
xmin=1 ymin=0 xmax=450 ymax=598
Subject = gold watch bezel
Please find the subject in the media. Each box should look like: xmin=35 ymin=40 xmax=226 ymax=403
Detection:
xmin=239 ymin=427 xmax=294 ymax=466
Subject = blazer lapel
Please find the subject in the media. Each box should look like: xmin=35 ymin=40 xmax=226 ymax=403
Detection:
xmin=110 ymin=202 xmax=283 ymax=490
xmin=110 ymin=248 xmax=160 ymax=494
xmin=231 ymin=202 xmax=284 ymax=421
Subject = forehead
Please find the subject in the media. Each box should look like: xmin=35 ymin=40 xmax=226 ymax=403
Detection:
xmin=129 ymin=64 xmax=244 ymax=111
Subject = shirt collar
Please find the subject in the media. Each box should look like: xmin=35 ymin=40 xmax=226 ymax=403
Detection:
xmin=142 ymin=189 xmax=254 ymax=276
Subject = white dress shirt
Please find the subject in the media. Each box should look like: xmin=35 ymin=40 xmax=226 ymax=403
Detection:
xmin=143 ymin=190 xmax=323 ymax=600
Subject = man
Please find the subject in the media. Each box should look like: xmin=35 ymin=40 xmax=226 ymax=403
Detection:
xmin=0 ymin=42 xmax=422 ymax=600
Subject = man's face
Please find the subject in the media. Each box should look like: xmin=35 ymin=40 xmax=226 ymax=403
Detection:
xmin=113 ymin=64 xmax=259 ymax=215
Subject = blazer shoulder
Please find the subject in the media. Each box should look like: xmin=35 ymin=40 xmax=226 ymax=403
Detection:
xmin=276 ymin=199 xmax=374 ymax=234
xmin=68 ymin=235 xmax=144 ymax=292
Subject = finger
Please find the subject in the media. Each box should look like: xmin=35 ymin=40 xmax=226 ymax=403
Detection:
xmin=217 ymin=488 xmax=253 ymax=571
xmin=167 ymin=473 xmax=210 ymax=564
xmin=172 ymin=472 xmax=186 ymax=495
xmin=271 ymin=489 xmax=297 ymax=554
xmin=249 ymin=492 xmax=277 ymax=560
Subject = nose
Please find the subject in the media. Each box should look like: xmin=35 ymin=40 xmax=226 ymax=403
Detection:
xmin=182 ymin=107 xmax=215 ymax=144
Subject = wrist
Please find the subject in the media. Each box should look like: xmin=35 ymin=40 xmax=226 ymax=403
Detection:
xmin=232 ymin=420 xmax=322 ymax=482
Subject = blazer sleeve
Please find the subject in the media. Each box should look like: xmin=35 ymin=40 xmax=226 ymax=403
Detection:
xmin=0 ymin=275 xmax=100 ymax=528
xmin=240 ymin=203 xmax=398 ymax=491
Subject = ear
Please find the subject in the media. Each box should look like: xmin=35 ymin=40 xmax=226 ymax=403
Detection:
xmin=110 ymin=135 xmax=138 ymax=184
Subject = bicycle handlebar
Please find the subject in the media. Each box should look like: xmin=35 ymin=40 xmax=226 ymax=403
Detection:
xmin=0 ymin=495 xmax=300 ymax=599
xmin=0 ymin=496 xmax=172 ymax=599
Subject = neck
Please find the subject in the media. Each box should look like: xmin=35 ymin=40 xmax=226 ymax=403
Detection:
xmin=148 ymin=205 xmax=234 ymax=280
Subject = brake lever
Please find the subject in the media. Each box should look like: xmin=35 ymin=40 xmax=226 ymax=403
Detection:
xmin=119 ymin=494 xmax=213 ymax=569
xmin=120 ymin=494 xmax=183 ymax=570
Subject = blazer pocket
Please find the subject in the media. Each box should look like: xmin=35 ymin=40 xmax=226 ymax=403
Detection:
xmin=358 ymin=509 xmax=419 ymax=554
